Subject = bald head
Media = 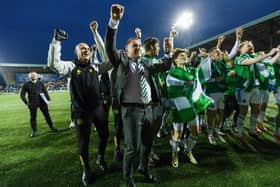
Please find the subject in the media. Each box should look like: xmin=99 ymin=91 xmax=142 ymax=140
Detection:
xmin=75 ymin=42 xmax=90 ymax=62
xmin=28 ymin=72 xmax=38 ymax=81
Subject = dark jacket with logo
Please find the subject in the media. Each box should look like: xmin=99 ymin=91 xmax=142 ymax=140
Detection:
xmin=70 ymin=60 xmax=101 ymax=114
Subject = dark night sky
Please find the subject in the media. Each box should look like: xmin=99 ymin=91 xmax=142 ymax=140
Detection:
xmin=0 ymin=0 xmax=279 ymax=64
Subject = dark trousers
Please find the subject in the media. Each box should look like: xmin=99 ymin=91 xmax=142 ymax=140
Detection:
xmin=152 ymin=103 xmax=164 ymax=136
xmin=222 ymin=94 xmax=240 ymax=129
xmin=121 ymin=105 xmax=154 ymax=180
xmin=112 ymin=99 xmax=123 ymax=148
xmin=70 ymin=102 xmax=74 ymax=121
xmin=28 ymin=102 xmax=53 ymax=131
xmin=113 ymin=107 xmax=123 ymax=148
xmin=102 ymin=99 xmax=111 ymax=127
xmin=74 ymin=103 xmax=109 ymax=170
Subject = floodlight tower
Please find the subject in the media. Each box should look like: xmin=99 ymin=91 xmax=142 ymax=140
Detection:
xmin=174 ymin=11 xmax=194 ymax=30
xmin=172 ymin=11 xmax=194 ymax=46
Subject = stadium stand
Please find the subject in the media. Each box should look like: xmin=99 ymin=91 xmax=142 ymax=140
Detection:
xmin=188 ymin=10 xmax=280 ymax=52
xmin=0 ymin=63 xmax=66 ymax=93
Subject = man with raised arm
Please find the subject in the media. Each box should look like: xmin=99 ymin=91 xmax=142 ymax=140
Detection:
xmin=47 ymin=21 xmax=112 ymax=186
xmin=105 ymin=4 xmax=172 ymax=187
xmin=234 ymin=41 xmax=277 ymax=145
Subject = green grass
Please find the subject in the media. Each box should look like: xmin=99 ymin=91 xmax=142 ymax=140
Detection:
xmin=1 ymin=91 xmax=280 ymax=187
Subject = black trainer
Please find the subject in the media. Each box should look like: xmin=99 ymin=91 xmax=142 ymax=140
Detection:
xmin=138 ymin=168 xmax=159 ymax=183
xmin=114 ymin=148 xmax=123 ymax=162
xmin=126 ymin=178 xmax=137 ymax=187
xmin=50 ymin=127 xmax=58 ymax=132
xmin=96 ymin=155 xmax=108 ymax=171
xmin=30 ymin=130 xmax=37 ymax=137
xmin=150 ymin=152 xmax=160 ymax=161
xmin=54 ymin=29 xmax=68 ymax=41
xmin=144 ymin=173 xmax=159 ymax=183
xmin=82 ymin=168 xmax=93 ymax=186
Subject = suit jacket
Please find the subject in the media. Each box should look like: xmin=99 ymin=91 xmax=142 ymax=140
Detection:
xmin=105 ymin=26 xmax=172 ymax=105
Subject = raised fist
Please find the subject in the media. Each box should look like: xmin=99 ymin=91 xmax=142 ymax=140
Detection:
xmin=111 ymin=4 xmax=124 ymax=21
xmin=91 ymin=44 xmax=97 ymax=52
xmin=163 ymin=37 xmax=173 ymax=53
xmin=90 ymin=21 xmax=98 ymax=33
xmin=236 ymin=28 xmax=243 ymax=41
xmin=170 ymin=26 xmax=177 ymax=38
xmin=218 ymin=35 xmax=225 ymax=43
xmin=267 ymin=48 xmax=278 ymax=57
xmin=135 ymin=27 xmax=142 ymax=39
xmin=190 ymin=51 xmax=197 ymax=58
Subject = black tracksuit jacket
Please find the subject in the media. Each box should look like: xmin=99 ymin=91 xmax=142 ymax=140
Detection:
xmin=70 ymin=60 xmax=101 ymax=114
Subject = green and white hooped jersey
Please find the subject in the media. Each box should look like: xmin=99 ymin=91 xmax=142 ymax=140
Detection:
xmin=234 ymin=53 xmax=259 ymax=91
xmin=256 ymin=57 xmax=275 ymax=91
xmin=166 ymin=67 xmax=213 ymax=123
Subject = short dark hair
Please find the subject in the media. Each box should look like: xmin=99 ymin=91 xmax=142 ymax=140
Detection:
xmin=125 ymin=37 xmax=139 ymax=49
xmin=173 ymin=48 xmax=187 ymax=61
xmin=209 ymin=47 xmax=219 ymax=54
xmin=143 ymin=37 xmax=159 ymax=52
xmin=199 ymin=48 xmax=207 ymax=53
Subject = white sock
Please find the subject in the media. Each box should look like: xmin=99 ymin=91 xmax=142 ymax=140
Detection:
xmin=161 ymin=111 xmax=168 ymax=129
xmin=249 ymin=114 xmax=258 ymax=133
xmin=207 ymin=128 xmax=214 ymax=136
xmin=214 ymin=128 xmax=220 ymax=135
xmin=170 ymin=137 xmax=180 ymax=152
xmin=185 ymin=136 xmax=197 ymax=152
xmin=237 ymin=115 xmax=245 ymax=137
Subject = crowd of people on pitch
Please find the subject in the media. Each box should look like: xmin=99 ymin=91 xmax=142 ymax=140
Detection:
xmin=20 ymin=4 xmax=280 ymax=187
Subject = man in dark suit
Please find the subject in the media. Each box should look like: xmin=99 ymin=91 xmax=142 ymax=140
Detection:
xmin=105 ymin=4 xmax=172 ymax=187
xmin=20 ymin=72 xmax=58 ymax=137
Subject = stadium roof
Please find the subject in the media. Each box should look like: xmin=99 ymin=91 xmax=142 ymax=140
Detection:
xmin=188 ymin=10 xmax=280 ymax=52
xmin=0 ymin=63 xmax=52 ymax=73
xmin=0 ymin=63 xmax=46 ymax=68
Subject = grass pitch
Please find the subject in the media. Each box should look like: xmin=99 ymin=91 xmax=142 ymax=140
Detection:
xmin=0 ymin=91 xmax=280 ymax=187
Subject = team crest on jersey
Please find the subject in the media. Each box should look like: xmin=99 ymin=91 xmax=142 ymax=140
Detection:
xmin=89 ymin=68 xmax=93 ymax=73
xmin=77 ymin=69 xmax=81 ymax=75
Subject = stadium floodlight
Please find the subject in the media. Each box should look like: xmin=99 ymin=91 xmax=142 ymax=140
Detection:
xmin=174 ymin=11 xmax=194 ymax=30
